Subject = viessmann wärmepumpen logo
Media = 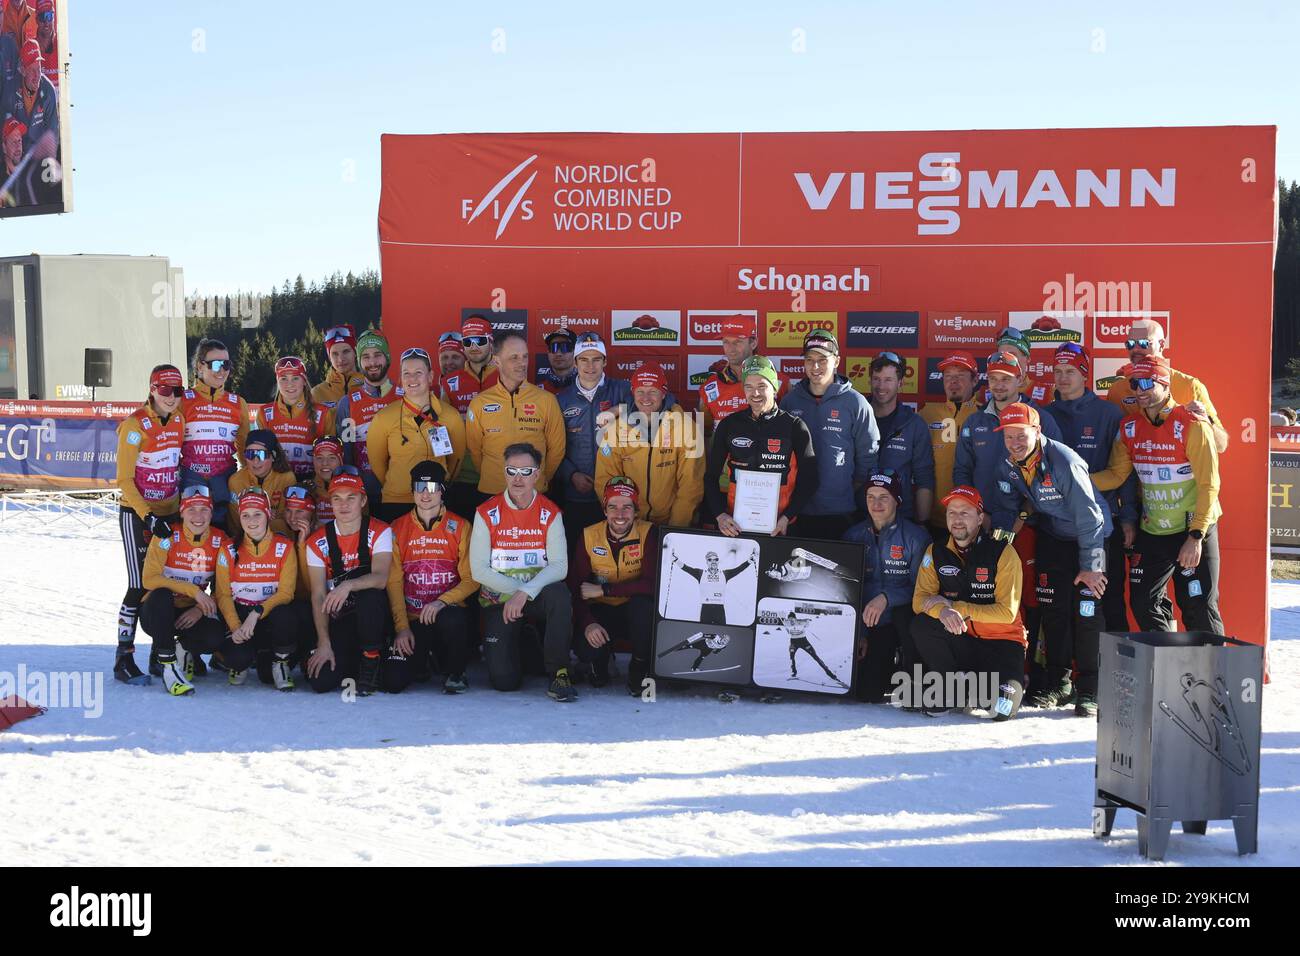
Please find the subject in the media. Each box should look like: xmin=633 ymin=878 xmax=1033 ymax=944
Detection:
xmin=460 ymin=155 xmax=684 ymax=239
xmin=793 ymin=153 xmax=1176 ymax=235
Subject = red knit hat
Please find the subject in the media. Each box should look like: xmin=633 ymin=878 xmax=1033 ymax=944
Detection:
xmin=630 ymin=362 xmax=668 ymax=393
xmin=941 ymin=485 xmax=984 ymax=512
xmin=995 ymin=402 xmax=1041 ymax=431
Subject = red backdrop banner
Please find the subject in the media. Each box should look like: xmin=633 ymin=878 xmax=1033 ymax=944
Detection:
xmin=379 ymin=127 xmax=1277 ymax=645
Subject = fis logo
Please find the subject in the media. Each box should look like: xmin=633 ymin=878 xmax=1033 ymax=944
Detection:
xmin=461 ymin=155 xmax=539 ymax=239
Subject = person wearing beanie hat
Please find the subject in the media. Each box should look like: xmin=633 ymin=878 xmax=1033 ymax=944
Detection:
xmin=1048 ymin=342 xmax=1131 ymax=637
xmin=539 ymin=327 xmax=579 ymax=394
xmin=440 ymin=317 xmax=501 ymax=516
xmin=866 ymin=351 xmax=936 ymax=526
xmin=699 ymin=315 xmax=788 ymax=433
xmin=256 ymin=356 xmax=337 ymax=481
xmin=704 ymin=354 xmax=819 ymax=537
xmin=227 ymin=428 xmax=296 ymax=537
xmin=112 ymin=363 xmax=188 ymax=686
xmin=385 ymin=460 xmax=477 ymax=695
xmin=214 ymin=487 xmax=303 ymax=691
xmin=990 ymin=400 xmax=1112 ymax=716
xmin=906 ymin=483 xmax=1027 ymax=719
xmin=556 ymin=332 xmax=634 ymax=552
xmin=335 ymin=329 xmax=400 ymax=496
xmin=843 ymin=470 xmax=931 ymax=702
xmin=138 ymin=482 xmax=233 ymax=697
xmin=595 ymin=359 xmax=703 ymax=530
xmin=6 ymin=30 xmax=59 ymax=204
xmin=920 ymin=352 xmax=982 ymax=543
xmin=781 ymin=328 xmax=879 ymax=540
xmin=1091 ymin=349 xmax=1225 ymax=642
xmin=567 ymin=475 xmax=660 ymax=694
xmin=1104 ymin=318 xmax=1227 ymax=453
xmin=305 ymin=435 xmax=346 ymax=524
xmin=311 ymin=324 xmax=366 ymax=407
xmin=302 ymin=465 xmax=396 ymax=696
xmin=438 ymin=331 xmax=466 ymax=378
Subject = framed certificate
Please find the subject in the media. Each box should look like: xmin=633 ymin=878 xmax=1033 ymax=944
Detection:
xmin=732 ymin=469 xmax=780 ymax=534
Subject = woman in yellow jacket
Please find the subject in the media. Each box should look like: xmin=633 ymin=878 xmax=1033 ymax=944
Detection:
xmin=226 ymin=428 xmax=297 ymax=538
xmin=594 ymin=363 xmax=704 ymax=527
xmin=254 ymin=356 xmax=337 ymax=481
xmin=113 ymin=364 xmax=187 ymax=685
xmin=366 ymin=346 xmax=465 ymax=523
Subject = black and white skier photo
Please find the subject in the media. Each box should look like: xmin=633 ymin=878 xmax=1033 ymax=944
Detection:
xmin=659 ymin=532 xmax=759 ymax=625
xmin=758 ymin=537 xmax=860 ymax=605
xmin=651 ymin=621 xmax=753 ymax=686
xmin=753 ymin=598 xmax=855 ymax=695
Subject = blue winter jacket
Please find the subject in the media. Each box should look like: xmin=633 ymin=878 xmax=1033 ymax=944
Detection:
xmin=843 ymin=515 xmax=930 ymax=623
xmin=1048 ymin=389 xmax=1139 ymax=525
xmin=555 ymin=376 xmax=635 ymax=503
xmin=781 ymin=376 xmax=879 ymax=515
xmin=954 ymin=394 xmax=1061 ymax=530
xmin=872 ymin=403 xmax=936 ymax=522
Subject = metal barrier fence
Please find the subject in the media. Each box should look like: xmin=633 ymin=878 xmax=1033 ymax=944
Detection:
xmin=0 ymin=490 xmax=122 ymax=538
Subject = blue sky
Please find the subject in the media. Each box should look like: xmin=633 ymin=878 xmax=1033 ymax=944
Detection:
xmin=6 ymin=0 xmax=1297 ymax=293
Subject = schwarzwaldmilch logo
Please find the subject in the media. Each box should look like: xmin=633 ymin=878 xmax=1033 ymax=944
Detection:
xmin=460 ymin=154 xmax=539 ymax=239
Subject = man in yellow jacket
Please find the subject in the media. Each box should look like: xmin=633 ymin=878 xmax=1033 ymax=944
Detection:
xmin=919 ymin=351 xmax=982 ymax=542
xmin=311 ymin=323 xmax=367 ymax=407
xmin=465 ymin=332 xmax=566 ymax=500
xmin=595 ymin=362 xmax=704 ymax=527
xmin=366 ymin=347 xmax=465 ymax=523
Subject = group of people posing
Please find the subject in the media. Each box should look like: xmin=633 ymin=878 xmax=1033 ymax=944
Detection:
xmin=112 ymin=313 xmax=1224 ymax=717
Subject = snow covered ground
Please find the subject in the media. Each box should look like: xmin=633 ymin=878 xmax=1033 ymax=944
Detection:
xmin=2 ymin=514 xmax=1297 ymax=866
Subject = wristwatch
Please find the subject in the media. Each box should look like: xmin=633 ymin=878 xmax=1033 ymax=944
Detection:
xmin=1188 ymin=530 xmax=1204 ymax=541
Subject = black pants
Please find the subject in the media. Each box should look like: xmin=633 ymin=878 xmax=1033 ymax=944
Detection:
xmin=911 ymin=614 xmax=1025 ymax=708
xmin=794 ymin=513 xmax=856 ymax=542
xmin=444 ymin=482 xmax=482 ymax=523
xmin=1035 ymin=532 xmax=1103 ymax=696
xmin=139 ymin=588 xmax=255 ymax=671
xmin=382 ymin=605 xmax=472 ymax=693
xmin=306 ymin=587 xmax=389 ymax=693
xmin=578 ymin=596 xmax=654 ymax=666
xmin=700 ymin=604 xmax=727 ymax=626
xmin=1102 ymin=528 xmax=1129 ymax=631
xmin=1129 ymin=524 xmax=1223 ymax=635
xmin=231 ymin=600 xmax=301 ymax=659
xmin=562 ymin=498 xmax=606 ymax=560
xmin=480 ymin=581 xmax=573 ymax=690
xmin=857 ymin=607 xmax=915 ymax=702
xmin=372 ymin=501 xmax=413 ymax=524
xmin=117 ymin=506 xmax=150 ymax=650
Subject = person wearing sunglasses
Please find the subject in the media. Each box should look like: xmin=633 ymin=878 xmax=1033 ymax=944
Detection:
xmin=111 ymin=364 xmax=188 ymax=686
xmin=215 ymin=489 xmax=301 ymax=691
xmin=180 ymin=337 xmax=250 ymax=528
xmin=35 ymin=2 xmax=58 ymax=89
xmin=465 ymin=332 xmax=566 ymax=502
xmin=555 ymin=332 xmax=634 ymax=548
xmin=919 ymin=352 xmax=982 ymax=544
xmin=255 ymin=355 xmax=336 ymax=481
xmin=469 ymin=442 xmax=575 ymax=702
xmin=385 ymin=461 xmax=477 ymax=695
xmin=866 ymin=351 xmax=935 ymax=526
xmin=438 ymin=331 xmax=466 ymax=378
xmin=303 ymin=469 xmax=395 ymax=696
xmin=780 ymin=329 xmax=879 ymax=540
xmin=698 ymin=314 xmax=787 ymax=435
xmin=595 ymin=360 xmax=704 ymax=531
xmin=333 ymin=330 xmax=400 ymax=496
xmin=1091 ymin=355 xmax=1224 ymax=637
xmin=1046 ymin=344 xmax=1133 ymax=636
xmin=310 ymin=324 xmax=366 ymax=408
xmin=138 ymin=485 xmax=232 ymax=696
xmin=568 ymin=476 xmax=660 ymax=695
xmin=987 ymin=403 xmax=1110 ymax=717
xmin=440 ymin=316 xmax=500 ymax=516
xmin=539 ymin=327 xmax=579 ymax=394
xmin=1105 ymin=318 xmax=1228 ymax=454
xmin=367 ymin=345 xmax=465 ymax=523
xmin=226 ymin=429 xmax=296 ymax=537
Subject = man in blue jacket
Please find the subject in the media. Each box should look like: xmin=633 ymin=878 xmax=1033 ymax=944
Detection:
xmin=555 ymin=333 xmax=632 ymax=555
xmin=781 ymin=329 xmax=879 ymax=539
xmin=844 ymin=472 xmax=929 ymax=702
xmin=991 ymin=403 xmax=1109 ymax=718
xmin=867 ymin=352 xmax=935 ymax=523
xmin=1047 ymin=343 xmax=1134 ymax=632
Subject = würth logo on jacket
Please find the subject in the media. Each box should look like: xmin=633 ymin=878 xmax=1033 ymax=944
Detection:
xmin=975 ymin=567 xmax=989 ymax=583
xmin=767 ymin=439 xmax=782 ymax=453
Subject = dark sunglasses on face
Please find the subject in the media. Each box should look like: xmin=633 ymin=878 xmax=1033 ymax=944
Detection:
xmin=39 ymin=12 xmax=55 ymax=24
xmin=413 ymin=480 xmax=443 ymax=494
xmin=153 ymin=385 xmax=183 ymax=398
xmin=548 ymin=341 xmax=575 ymax=354
xmin=284 ymin=486 xmax=310 ymax=501
xmin=1128 ymin=377 xmax=1159 ymax=392
xmin=1125 ymin=338 xmax=1153 ymax=350
xmin=203 ymin=358 xmax=231 ymax=372
xmin=245 ymin=448 xmax=272 ymax=461
xmin=505 ymin=465 xmax=538 ymax=477
xmin=462 ymin=335 xmax=491 ymax=348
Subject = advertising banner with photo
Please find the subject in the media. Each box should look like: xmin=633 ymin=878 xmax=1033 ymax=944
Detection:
xmin=0 ymin=400 xmax=135 ymax=489
xmin=379 ymin=127 xmax=1276 ymax=644
xmin=653 ymin=529 xmax=864 ymax=695
xmin=0 ymin=0 xmax=70 ymax=216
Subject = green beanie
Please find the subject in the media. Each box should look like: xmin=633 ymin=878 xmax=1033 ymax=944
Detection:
xmin=741 ymin=354 xmax=779 ymax=389
xmin=356 ymin=329 xmax=390 ymax=361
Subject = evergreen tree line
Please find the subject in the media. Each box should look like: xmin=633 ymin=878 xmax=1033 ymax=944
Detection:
xmin=186 ymin=183 xmax=1300 ymax=402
